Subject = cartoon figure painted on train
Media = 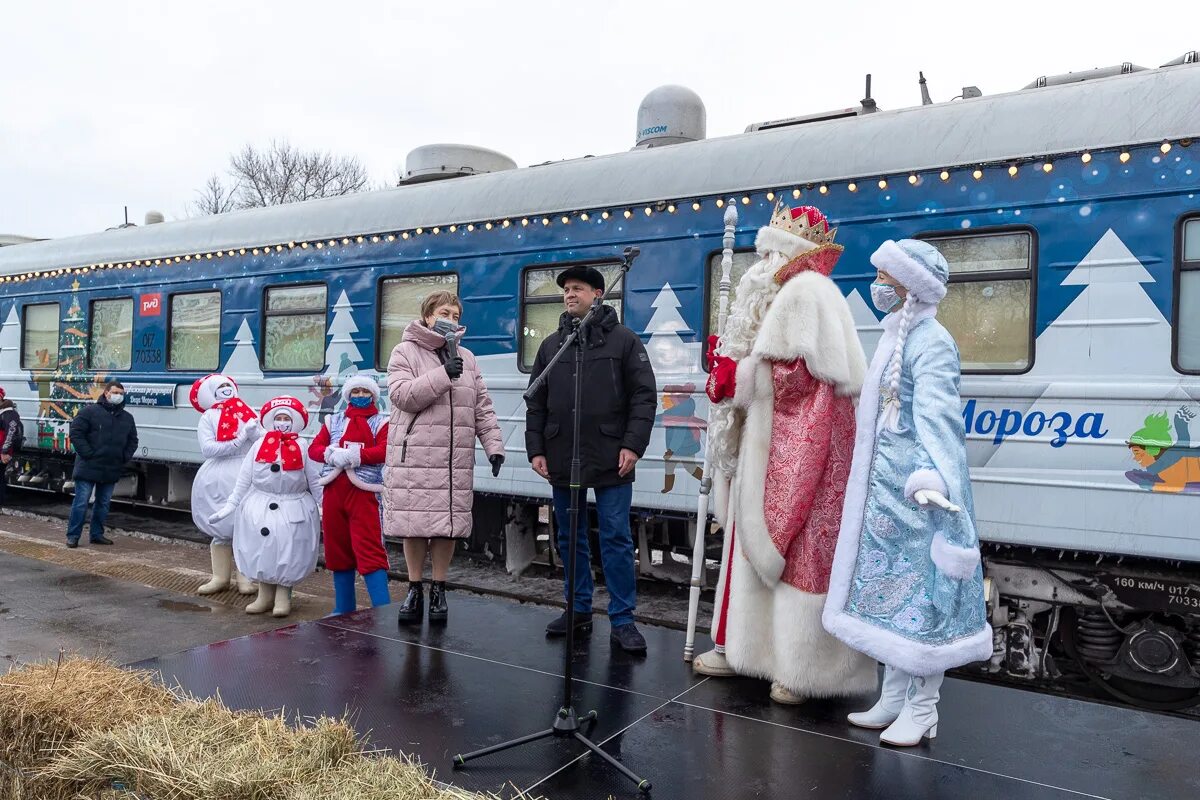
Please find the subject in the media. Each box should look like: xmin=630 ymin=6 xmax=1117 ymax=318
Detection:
xmin=656 ymin=383 xmax=705 ymax=493
xmin=1125 ymin=406 xmax=1200 ymax=494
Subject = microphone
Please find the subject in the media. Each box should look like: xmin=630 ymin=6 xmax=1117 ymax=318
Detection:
xmin=431 ymin=318 xmax=463 ymax=368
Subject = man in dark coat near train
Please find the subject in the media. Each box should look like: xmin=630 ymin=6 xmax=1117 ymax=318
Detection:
xmin=66 ymin=381 xmax=138 ymax=547
xmin=526 ymin=265 xmax=658 ymax=653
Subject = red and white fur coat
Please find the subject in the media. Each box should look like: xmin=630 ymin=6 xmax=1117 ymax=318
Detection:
xmin=710 ymin=233 xmax=878 ymax=698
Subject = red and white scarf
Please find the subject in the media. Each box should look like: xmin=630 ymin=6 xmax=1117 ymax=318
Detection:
xmin=214 ymin=398 xmax=257 ymax=442
xmin=256 ymin=431 xmax=304 ymax=470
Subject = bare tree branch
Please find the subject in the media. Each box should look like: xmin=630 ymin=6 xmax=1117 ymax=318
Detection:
xmin=194 ymin=140 xmax=371 ymax=214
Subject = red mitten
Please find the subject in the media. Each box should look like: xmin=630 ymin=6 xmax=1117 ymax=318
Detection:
xmin=706 ymin=335 xmax=738 ymax=403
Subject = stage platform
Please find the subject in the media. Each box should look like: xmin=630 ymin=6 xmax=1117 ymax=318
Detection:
xmin=135 ymin=593 xmax=1196 ymax=800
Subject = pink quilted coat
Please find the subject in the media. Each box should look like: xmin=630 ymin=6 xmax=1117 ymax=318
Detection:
xmin=383 ymin=320 xmax=504 ymax=539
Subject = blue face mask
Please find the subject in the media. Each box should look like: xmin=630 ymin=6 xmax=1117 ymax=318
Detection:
xmin=349 ymin=396 xmax=373 ymax=409
xmin=870 ymin=281 xmax=903 ymax=313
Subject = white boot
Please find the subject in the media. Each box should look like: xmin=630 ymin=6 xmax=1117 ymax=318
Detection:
xmin=272 ymin=584 xmax=292 ymax=618
xmin=769 ymin=682 xmax=805 ymax=705
xmin=848 ymin=665 xmax=909 ymax=729
xmin=197 ymin=542 xmax=233 ymax=595
xmin=245 ymin=583 xmax=274 ymax=614
xmin=233 ymin=568 xmax=257 ymax=596
xmin=880 ymin=672 xmax=944 ymax=746
xmin=692 ymin=648 xmax=737 ymax=677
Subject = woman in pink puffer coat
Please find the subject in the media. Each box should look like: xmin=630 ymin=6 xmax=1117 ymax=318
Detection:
xmin=384 ymin=291 xmax=504 ymax=626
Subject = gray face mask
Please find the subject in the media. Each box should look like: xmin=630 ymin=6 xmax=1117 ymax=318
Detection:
xmin=870 ymin=282 xmax=903 ymax=313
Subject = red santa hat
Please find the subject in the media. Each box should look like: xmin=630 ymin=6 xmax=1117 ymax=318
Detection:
xmin=259 ymin=395 xmax=309 ymax=431
xmin=340 ymin=374 xmax=381 ymax=403
xmin=756 ymin=203 xmax=844 ymax=282
xmin=189 ymin=374 xmax=238 ymax=412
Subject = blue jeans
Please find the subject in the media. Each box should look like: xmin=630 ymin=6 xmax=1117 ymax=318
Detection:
xmin=67 ymin=479 xmax=116 ymax=543
xmin=552 ymin=483 xmax=636 ymax=628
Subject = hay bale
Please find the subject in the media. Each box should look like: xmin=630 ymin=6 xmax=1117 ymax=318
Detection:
xmin=285 ymin=753 xmax=498 ymax=800
xmin=46 ymin=699 xmax=360 ymax=799
xmin=0 ymin=656 xmax=179 ymax=799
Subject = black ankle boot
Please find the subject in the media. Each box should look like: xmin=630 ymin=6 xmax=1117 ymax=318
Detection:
xmin=396 ymin=582 xmax=424 ymax=625
xmin=428 ymin=581 xmax=448 ymax=624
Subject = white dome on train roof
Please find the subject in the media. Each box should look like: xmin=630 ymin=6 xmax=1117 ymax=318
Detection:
xmin=635 ymin=85 xmax=706 ymax=149
xmin=144 ymin=210 xmax=165 ymax=225
xmin=400 ymin=144 xmax=517 ymax=184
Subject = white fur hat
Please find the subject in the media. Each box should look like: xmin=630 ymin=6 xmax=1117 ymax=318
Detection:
xmin=340 ymin=374 xmax=381 ymax=403
xmin=869 ymin=239 xmax=950 ymax=303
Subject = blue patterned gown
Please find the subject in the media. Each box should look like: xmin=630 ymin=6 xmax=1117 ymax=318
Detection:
xmin=823 ymin=304 xmax=993 ymax=677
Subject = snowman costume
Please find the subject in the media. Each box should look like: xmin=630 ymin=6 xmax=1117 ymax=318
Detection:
xmin=190 ymin=374 xmax=261 ymax=596
xmin=211 ymin=396 xmax=322 ymax=618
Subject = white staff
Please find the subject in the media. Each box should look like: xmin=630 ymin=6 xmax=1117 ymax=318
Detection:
xmin=683 ymin=200 xmax=737 ymax=662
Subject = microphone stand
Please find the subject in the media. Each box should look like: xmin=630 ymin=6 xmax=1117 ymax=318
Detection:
xmin=453 ymin=246 xmax=651 ymax=794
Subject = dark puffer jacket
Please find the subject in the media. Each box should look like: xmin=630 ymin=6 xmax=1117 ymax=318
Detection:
xmin=69 ymin=397 xmax=139 ymax=484
xmin=526 ymin=305 xmax=657 ymax=487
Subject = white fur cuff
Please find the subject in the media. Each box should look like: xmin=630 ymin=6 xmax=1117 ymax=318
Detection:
xmin=870 ymin=240 xmax=947 ymax=304
xmin=904 ymin=468 xmax=948 ymax=503
xmin=930 ymin=533 xmax=981 ymax=579
xmin=732 ymin=356 xmax=761 ymax=410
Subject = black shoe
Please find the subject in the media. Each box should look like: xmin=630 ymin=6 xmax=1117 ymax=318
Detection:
xmin=90 ymin=535 xmax=114 ymax=546
xmin=428 ymin=581 xmax=448 ymax=624
xmin=545 ymin=610 xmax=593 ymax=637
xmin=610 ymin=623 xmax=647 ymax=654
xmin=396 ymin=582 xmax=424 ymax=625
xmin=66 ymin=539 xmax=79 ymax=549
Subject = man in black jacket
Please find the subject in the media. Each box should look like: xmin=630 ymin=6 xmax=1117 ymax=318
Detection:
xmin=0 ymin=387 xmax=21 ymax=507
xmin=526 ymin=265 xmax=657 ymax=653
xmin=66 ymin=381 xmax=138 ymax=547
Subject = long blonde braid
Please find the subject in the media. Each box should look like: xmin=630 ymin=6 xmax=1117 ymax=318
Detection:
xmin=879 ymin=294 xmax=916 ymax=433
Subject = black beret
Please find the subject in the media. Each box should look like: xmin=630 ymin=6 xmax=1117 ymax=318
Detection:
xmin=555 ymin=265 xmax=605 ymax=292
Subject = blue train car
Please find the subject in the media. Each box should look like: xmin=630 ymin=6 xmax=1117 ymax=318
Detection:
xmin=2 ymin=60 xmax=1199 ymax=705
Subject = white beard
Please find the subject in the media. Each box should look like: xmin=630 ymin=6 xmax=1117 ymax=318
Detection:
xmin=708 ymin=250 xmax=786 ymax=477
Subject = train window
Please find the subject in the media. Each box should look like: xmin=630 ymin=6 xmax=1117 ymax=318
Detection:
xmin=923 ymin=230 xmax=1034 ymax=372
xmin=702 ymin=249 xmax=760 ymax=369
xmin=88 ymin=298 xmax=134 ymax=371
xmin=519 ymin=263 xmax=624 ymax=370
xmin=376 ymin=273 xmax=459 ymax=370
xmin=168 ymin=291 xmax=222 ymax=371
xmin=262 ymin=284 xmax=327 ymax=372
xmin=21 ymin=303 xmax=60 ymax=370
xmin=1176 ymin=217 xmax=1200 ymax=372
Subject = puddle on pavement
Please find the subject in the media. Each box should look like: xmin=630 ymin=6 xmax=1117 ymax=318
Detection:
xmin=157 ymin=599 xmax=212 ymax=614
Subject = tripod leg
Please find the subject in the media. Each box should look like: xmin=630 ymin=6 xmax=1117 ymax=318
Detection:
xmin=453 ymin=727 xmax=557 ymax=767
xmin=573 ymin=732 xmax=653 ymax=793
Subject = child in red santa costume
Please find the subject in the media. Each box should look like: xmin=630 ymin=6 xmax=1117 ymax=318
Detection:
xmin=210 ymin=396 xmax=322 ymax=618
xmin=309 ymin=375 xmax=392 ymax=614
xmin=189 ymin=374 xmax=261 ymax=596
xmin=692 ymin=204 xmax=878 ymax=704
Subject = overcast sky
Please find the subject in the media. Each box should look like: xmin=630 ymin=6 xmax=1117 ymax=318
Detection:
xmin=3 ymin=1 xmax=1196 ymax=240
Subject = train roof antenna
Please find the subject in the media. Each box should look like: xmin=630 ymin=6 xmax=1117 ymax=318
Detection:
xmin=860 ymin=74 xmax=878 ymax=114
xmin=919 ymin=71 xmax=933 ymax=105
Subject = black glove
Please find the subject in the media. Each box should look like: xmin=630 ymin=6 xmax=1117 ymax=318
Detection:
xmin=489 ymin=454 xmax=505 ymax=477
xmin=444 ymin=356 xmax=464 ymax=380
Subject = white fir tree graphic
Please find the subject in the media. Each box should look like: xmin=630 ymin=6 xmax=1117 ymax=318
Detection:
xmin=0 ymin=305 xmax=21 ymax=381
xmin=845 ymin=287 xmax=884 ymax=359
xmin=324 ymin=290 xmax=363 ymax=378
xmin=645 ymin=282 xmax=693 ymax=377
xmin=222 ymin=318 xmax=264 ymax=383
xmin=1032 ymin=228 xmax=1172 ymax=380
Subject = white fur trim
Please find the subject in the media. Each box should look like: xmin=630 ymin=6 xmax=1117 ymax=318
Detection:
xmin=752 ymin=271 xmax=867 ymax=397
xmin=341 ymin=374 xmax=381 ymax=402
xmin=731 ymin=359 xmax=787 ymax=586
xmin=823 ymin=303 xmax=994 ymax=676
xmin=904 ymin=468 xmax=948 ymax=502
xmin=870 ymin=240 xmax=947 ymax=304
xmin=731 ymin=355 xmax=761 ymax=410
xmin=723 ymin=549 xmax=878 ymax=698
xmin=930 ymin=533 xmax=981 ymax=579
xmin=756 ymin=225 xmax=819 ymax=261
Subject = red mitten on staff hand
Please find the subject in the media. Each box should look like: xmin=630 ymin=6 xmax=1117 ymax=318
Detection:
xmin=706 ymin=335 xmax=737 ymax=403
